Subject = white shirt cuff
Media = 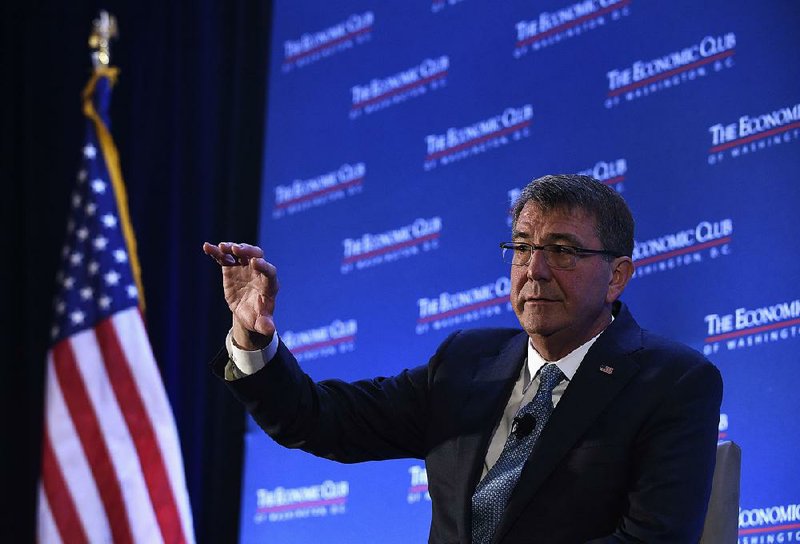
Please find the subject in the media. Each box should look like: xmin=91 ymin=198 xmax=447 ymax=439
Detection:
xmin=225 ymin=329 xmax=280 ymax=376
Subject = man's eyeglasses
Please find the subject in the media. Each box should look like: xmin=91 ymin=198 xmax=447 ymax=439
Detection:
xmin=500 ymin=242 xmax=622 ymax=270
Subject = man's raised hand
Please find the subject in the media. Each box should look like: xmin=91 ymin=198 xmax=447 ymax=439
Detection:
xmin=202 ymin=242 xmax=279 ymax=350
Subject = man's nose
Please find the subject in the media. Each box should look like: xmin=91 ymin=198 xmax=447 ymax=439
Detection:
xmin=526 ymin=248 xmax=552 ymax=280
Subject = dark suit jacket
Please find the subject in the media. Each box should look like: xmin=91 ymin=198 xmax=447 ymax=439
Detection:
xmin=213 ymin=302 xmax=722 ymax=543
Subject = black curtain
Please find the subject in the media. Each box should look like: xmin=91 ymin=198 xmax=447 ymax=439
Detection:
xmin=1 ymin=1 xmax=272 ymax=541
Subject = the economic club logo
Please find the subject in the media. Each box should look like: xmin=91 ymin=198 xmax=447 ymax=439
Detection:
xmin=738 ymin=503 xmax=800 ymax=543
xmin=282 ymin=12 xmax=373 ymax=72
xmin=415 ymin=276 xmax=512 ymax=335
xmin=424 ymin=105 xmax=533 ymax=170
xmin=407 ymin=465 xmax=430 ymax=505
xmin=514 ymin=0 xmax=631 ymax=58
xmin=282 ymin=319 xmax=357 ymax=362
xmin=272 ymin=162 xmax=365 ymax=218
xmin=703 ymin=297 xmax=800 ymax=356
xmin=349 ymin=56 xmax=449 ymax=119
xmin=605 ymin=32 xmax=736 ymax=109
xmin=707 ymin=100 xmax=800 ymax=165
xmin=632 ymin=218 xmax=732 ymax=278
xmin=254 ymin=480 xmax=349 ymax=523
xmin=341 ymin=217 xmax=442 ymax=274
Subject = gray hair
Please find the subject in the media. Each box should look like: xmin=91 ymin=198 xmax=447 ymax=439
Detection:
xmin=511 ymin=174 xmax=634 ymax=257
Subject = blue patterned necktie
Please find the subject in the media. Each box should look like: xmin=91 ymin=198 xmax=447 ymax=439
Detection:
xmin=471 ymin=363 xmax=566 ymax=544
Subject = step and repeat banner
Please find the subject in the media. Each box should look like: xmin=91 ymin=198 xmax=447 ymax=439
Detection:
xmin=239 ymin=1 xmax=799 ymax=542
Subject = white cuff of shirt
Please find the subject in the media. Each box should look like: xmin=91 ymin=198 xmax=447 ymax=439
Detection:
xmin=225 ymin=329 xmax=280 ymax=375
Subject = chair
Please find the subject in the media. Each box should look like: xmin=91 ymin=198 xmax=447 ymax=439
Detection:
xmin=699 ymin=441 xmax=741 ymax=544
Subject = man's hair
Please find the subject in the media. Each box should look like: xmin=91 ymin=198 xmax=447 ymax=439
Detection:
xmin=511 ymin=174 xmax=634 ymax=258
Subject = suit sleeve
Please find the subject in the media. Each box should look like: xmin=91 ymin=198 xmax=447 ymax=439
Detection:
xmin=210 ymin=332 xmax=459 ymax=463
xmin=587 ymin=360 xmax=723 ymax=544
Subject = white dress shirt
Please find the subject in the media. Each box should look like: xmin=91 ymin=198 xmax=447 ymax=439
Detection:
xmin=481 ymin=327 xmax=607 ymax=477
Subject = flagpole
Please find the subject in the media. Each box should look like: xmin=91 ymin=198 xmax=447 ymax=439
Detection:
xmin=89 ymin=11 xmax=117 ymax=68
xmin=84 ymin=11 xmax=146 ymax=311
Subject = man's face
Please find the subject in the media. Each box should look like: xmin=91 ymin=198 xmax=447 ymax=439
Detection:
xmin=510 ymin=202 xmax=620 ymax=359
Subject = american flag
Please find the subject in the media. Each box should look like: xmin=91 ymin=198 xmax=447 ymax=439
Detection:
xmin=37 ymin=67 xmax=195 ymax=543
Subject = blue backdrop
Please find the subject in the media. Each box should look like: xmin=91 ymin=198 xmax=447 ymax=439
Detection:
xmin=242 ymin=1 xmax=800 ymax=541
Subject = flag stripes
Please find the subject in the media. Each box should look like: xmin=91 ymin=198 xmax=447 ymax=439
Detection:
xmin=41 ymin=308 xmax=193 ymax=543
xmin=96 ymin=315 xmax=187 ymax=544
xmin=43 ymin=351 xmax=110 ymax=543
xmin=111 ymin=309 xmax=196 ymax=542
xmin=69 ymin=322 xmax=164 ymax=543
xmin=52 ymin=340 xmax=135 ymax=544
xmin=40 ymin=434 xmax=87 ymax=544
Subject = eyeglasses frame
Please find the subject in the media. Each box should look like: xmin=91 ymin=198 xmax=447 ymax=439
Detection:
xmin=499 ymin=241 xmax=623 ymax=270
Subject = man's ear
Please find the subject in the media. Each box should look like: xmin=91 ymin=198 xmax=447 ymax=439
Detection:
xmin=606 ymin=257 xmax=634 ymax=304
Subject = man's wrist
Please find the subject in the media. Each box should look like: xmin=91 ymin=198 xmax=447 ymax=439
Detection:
xmin=232 ymin=320 xmax=271 ymax=350
xmin=226 ymin=329 xmax=280 ymax=376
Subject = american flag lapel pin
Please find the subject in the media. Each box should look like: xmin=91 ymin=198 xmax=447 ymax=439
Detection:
xmin=599 ymin=365 xmax=614 ymax=375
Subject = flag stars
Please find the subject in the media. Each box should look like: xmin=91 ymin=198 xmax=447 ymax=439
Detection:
xmin=83 ymin=144 xmax=97 ymax=159
xmin=91 ymin=179 xmax=107 ymax=194
xmin=126 ymin=285 xmax=138 ymax=299
xmin=88 ymin=261 xmax=100 ymax=275
xmin=77 ymin=227 xmax=89 ymax=241
xmin=50 ymin=326 xmax=60 ymax=340
xmin=72 ymin=194 xmax=82 ymax=208
xmin=77 ymin=169 xmax=87 ymax=182
xmin=69 ymin=310 xmax=86 ymax=325
xmin=85 ymin=202 xmax=97 ymax=216
xmin=104 ymin=270 xmax=121 ymax=286
xmin=80 ymin=287 xmax=93 ymax=301
xmin=93 ymin=236 xmax=109 ymax=250
xmin=101 ymin=214 xmax=118 ymax=228
xmin=99 ymin=295 xmax=112 ymax=310
xmin=55 ymin=300 xmax=66 ymax=314
xmin=69 ymin=252 xmax=83 ymax=266
xmin=63 ymin=276 xmax=75 ymax=289
xmin=113 ymin=249 xmax=128 ymax=263
xmin=62 ymin=245 xmax=70 ymax=258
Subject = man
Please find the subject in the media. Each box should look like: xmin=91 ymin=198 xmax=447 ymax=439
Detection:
xmin=203 ymin=174 xmax=722 ymax=543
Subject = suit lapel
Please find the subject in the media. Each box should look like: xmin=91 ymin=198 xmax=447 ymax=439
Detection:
xmin=493 ymin=306 xmax=644 ymax=542
xmin=454 ymin=331 xmax=528 ymax=544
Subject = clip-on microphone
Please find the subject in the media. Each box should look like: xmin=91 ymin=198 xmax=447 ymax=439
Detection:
xmin=511 ymin=413 xmax=536 ymax=438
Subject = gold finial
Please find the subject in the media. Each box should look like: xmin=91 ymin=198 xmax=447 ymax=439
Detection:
xmin=89 ymin=11 xmax=118 ymax=67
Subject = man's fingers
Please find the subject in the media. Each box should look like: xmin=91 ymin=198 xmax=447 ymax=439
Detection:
xmin=204 ymin=242 xmax=269 ymax=267
xmin=231 ymin=243 xmax=264 ymax=259
xmin=202 ymin=242 xmax=224 ymax=259
xmin=203 ymin=242 xmax=235 ymax=265
xmin=252 ymin=259 xmax=279 ymax=297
